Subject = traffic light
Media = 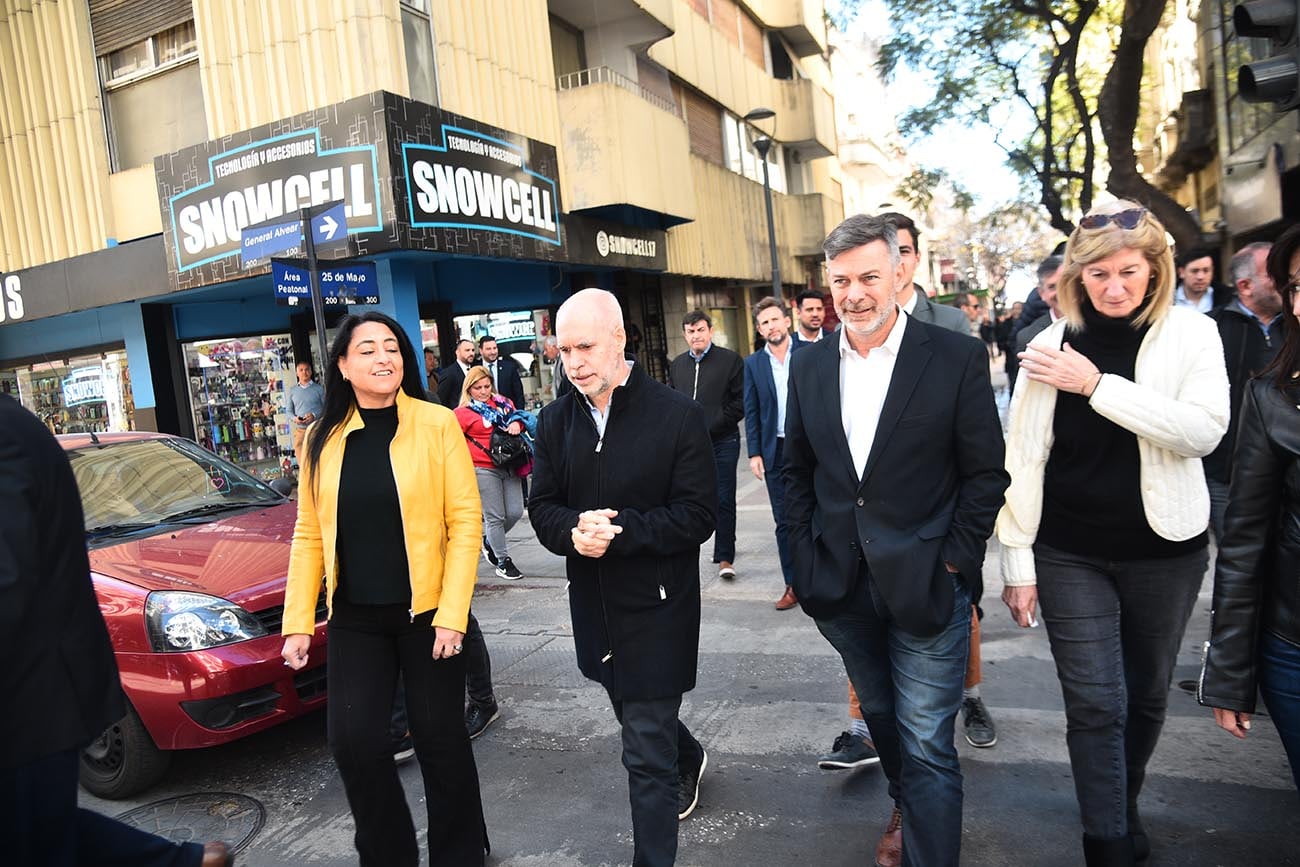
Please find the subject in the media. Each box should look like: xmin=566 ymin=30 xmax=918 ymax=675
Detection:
xmin=1234 ymin=0 xmax=1300 ymax=111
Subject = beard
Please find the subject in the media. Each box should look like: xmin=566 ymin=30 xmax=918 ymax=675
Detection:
xmin=765 ymin=330 xmax=789 ymax=346
xmin=838 ymin=292 xmax=897 ymax=341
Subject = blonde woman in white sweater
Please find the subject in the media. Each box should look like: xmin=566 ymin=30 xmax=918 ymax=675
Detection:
xmin=997 ymin=201 xmax=1229 ymax=867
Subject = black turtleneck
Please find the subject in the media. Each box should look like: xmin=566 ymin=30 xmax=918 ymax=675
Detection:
xmin=1038 ymin=301 xmax=1207 ymax=560
xmin=336 ymin=404 xmax=412 ymax=606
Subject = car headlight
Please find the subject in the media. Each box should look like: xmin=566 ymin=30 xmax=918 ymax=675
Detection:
xmin=144 ymin=591 xmax=267 ymax=652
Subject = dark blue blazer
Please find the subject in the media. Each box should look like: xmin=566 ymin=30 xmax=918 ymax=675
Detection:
xmin=744 ymin=341 xmax=806 ymax=471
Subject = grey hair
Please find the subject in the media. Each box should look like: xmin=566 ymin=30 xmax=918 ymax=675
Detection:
xmin=1037 ymin=255 xmax=1064 ymax=280
xmin=823 ymin=214 xmax=900 ymax=268
xmin=543 ymin=335 xmax=557 ymax=347
xmin=1229 ymin=242 xmax=1271 ymax=285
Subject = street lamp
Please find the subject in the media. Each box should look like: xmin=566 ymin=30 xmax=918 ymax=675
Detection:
xmin=743 ymin=107 xmax=781 ymax=300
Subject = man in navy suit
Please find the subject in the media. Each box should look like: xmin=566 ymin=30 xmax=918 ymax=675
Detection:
xmin=783 ymin=215 xmax=1007 ymax=867
xmin=479 ymin=336 xmax=527 ymax=410
xmin=743 ymin=297 xmax=805 ymax=610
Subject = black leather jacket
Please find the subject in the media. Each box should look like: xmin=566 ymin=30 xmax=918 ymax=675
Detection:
xmin=1200 ymin=378 xmax=1300 ymax=712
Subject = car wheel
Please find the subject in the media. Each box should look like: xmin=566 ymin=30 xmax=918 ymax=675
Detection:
xmin=79 ymin=705 xmax=171 ymax=799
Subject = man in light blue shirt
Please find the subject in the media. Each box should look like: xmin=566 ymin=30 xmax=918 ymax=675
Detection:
xmin=742 ymin=297 xmax=804 ymax=609
xmin=286 ymin=361 xmax=325 ymax=457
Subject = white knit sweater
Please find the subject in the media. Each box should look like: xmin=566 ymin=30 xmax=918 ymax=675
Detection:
xmin=997 ymin=306 xmax=1229 ymax=586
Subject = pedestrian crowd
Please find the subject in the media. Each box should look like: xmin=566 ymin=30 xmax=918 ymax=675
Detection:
xmin=4 ymin=205 xmax=1298 ymax=867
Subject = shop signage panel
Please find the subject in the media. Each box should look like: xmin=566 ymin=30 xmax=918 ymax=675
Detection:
xmin=62 ymin=367 xmax=106 ymax=406
xmin=272 ymin=258 xmax=380 ymax=306
xmin=385 ymin=94 xmax=566 ymax=263
xmin=401 ymin=130 xmax=561 ymax=246
xmin=0 ymin=273 xmax=23 ymax=324
xmin=160 ymin=128 xmax=383 ymax=275
xmin=565 ymin=214 xmax=668 ymax=271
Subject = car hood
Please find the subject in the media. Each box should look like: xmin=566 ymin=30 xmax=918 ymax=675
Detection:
xmin=88 ymin=502 xmax=298 ymax=611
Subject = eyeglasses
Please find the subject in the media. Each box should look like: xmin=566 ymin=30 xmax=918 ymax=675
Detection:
xmin=1078 ymin=208 xmax=1148 ymax=230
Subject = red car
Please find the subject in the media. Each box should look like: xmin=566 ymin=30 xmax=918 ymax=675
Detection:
xmin=61 ymin=432 xmax=327 ymax=798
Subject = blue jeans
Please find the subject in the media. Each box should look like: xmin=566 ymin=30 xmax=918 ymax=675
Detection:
xmin=712 ymin=433 xmax=740 ymax=563
xmin=1260 ymin=631 xmax=1300 ymax=795
xmin=814 ymin=563 xmax=971 ymax=867
xmin=764 ymin=437 xmax=794 ymax=585
xmin=1034 ymin=542 xmax=1206 ymax=838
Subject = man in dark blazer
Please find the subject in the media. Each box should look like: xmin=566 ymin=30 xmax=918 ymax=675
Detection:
xmin=436 ymin=338 xmax=476 ymax=407
xmin=0 ymin=395 xmax=235 ymax=866
xmin=790 ymin=289 xmax=832 ymax=346
xmin=783 ymin=215 xmax=1008 ymax=867
xmin=530 ymin=289 xmax=717 ymax=867
xmin=478 ymin=335 xmax=527 ymax=409
xmin=668 ymin=311 xmax=745 ymax=580
xmin=879 ymin=212 xmax=969 ymax=334
xmin=743 ymin=296 xmax=805 ymax=609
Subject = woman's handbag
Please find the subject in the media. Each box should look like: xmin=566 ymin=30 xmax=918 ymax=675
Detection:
xmin=467 ymin=428 xmax=530 ymax=472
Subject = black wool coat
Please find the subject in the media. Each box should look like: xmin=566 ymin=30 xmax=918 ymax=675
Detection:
xmin=529 ymin=364 xmax=717 ymax=700
xmin=0 ymin=395 xmax=124 ymax=769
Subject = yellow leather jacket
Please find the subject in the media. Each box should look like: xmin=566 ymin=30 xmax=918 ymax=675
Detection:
xmin=282 ymin=389 xmax=482 ymax=634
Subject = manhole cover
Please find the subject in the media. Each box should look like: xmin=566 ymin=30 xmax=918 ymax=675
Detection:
xmin=114 ymin=793 xmax=264 ymax=854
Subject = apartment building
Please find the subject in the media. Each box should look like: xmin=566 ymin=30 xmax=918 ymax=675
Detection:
xmin=0 ymin=0 xmax=841 ymax=478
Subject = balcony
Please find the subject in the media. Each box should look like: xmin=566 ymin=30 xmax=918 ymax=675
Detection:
xmin=745 ymin=0 xmax=827 ymax=57
xmin=780 ymin=191 xmax=843 ymax=258
xmin=648 ymin=2 xmax=836 ymax=158
xmin=556 ymin=67 xmax=696 ymax=226
xmin=773 ymin=77 xmax=837 ymax=158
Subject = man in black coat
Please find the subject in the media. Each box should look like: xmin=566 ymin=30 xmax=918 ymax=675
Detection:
xmin=0 ymin=395 xmax=234 ymax=866
xmin=436 ymin=338 xmax=476 ymax=407
xmin=1207 ymin=241 xmax=1284 ymax=539
xmin=668 ymin=311 xmax=744 ymax=580
xmin=478 ymin=335 xmax=527 ymax=409
xmin=530 ymin=289 xmax=717 ymax=867
xmin=783 ymin=215 xmax=1008 ymax=867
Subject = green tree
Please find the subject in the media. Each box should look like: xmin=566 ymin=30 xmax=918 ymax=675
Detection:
xmin=843 ymin=0 xmax=1202 ymax=250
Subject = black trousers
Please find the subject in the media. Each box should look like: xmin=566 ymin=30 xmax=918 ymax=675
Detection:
xmin=328 ymin=599 xmax=487 ymax=867
xmin=0 ymin=748 xmax=202 ymax=867
xmin=608 ymin=691 xmax=703 ymax=867
xmin=391 ymin=612 xmax=495 ymax=740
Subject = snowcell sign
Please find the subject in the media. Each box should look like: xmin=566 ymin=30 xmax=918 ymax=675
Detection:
xmin=155 ymin=91 xmax=567 ymax=293
xmin=164 ymin=130 xmax=382 ymax=273
xmin=403 ymin=127 xmax=561 ymax=246
xmin=0 ymin=273 xmax=22 ymax=323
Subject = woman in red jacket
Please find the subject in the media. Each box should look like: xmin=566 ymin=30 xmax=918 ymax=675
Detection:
xmin=455 ymin=365 xmax=528 ymax=580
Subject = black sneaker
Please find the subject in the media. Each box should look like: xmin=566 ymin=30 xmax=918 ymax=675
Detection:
xmin=962 ymin=696 xmax=997 ymax=748
xmin=495 ymin=558 xmax=522 ymax=580
xmin=677 ymin=748 xmax=707 ymax=820
xmin=465 ymin=702 xmax=500 ymax=739
xmin=482 ymin=537 xmax=498 ymax=567
xmin=817 ymin=731 xmax=881 ymax=770
xmin=393 ymin=732 xmax=415 ymax=764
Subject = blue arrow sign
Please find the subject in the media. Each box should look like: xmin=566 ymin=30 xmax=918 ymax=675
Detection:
xmin=272 ymin=259 xmax=380 ymax=306
xmin=241 ymin=218 xmax=302 ymax=267
xmin=311 ymin=201 xmax=348 ymax=246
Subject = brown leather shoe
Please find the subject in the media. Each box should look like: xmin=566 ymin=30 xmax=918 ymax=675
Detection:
xmin=201 ymin=842 xmax=235 ymax=867
xmin=875 ymin=807 xmax=902 ymax=867
xmin=775 ymin=586 xmax=799 ymax=610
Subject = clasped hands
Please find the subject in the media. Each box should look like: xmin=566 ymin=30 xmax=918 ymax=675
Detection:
xmin=1018 ymin=342 xmax=1102 ymax=397
xmin=571 ymin=508 xmax=622 ymax=558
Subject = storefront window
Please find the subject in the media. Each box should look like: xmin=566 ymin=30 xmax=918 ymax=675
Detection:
xmin=184 ymin=334 xmax=295 ymax=480
xmin=3 ymin=350 xmax=135 ymax=434
xmin=450 ymin=309 xmax=554 ymax=409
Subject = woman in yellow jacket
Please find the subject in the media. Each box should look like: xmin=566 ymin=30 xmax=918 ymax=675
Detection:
xmin=280 ymin=312 xmax=487 ymax=866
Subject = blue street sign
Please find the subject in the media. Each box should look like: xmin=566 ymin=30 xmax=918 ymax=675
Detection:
xmin=311 ymin=201 xmax=348 ymax=246
xmin=240 ymin=218 xmax=302 ymax=267
xmin=272 ymin=259 xmax=380 ymax=306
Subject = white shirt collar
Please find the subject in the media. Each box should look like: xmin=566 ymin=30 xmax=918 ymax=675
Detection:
xmin=901 ymin=288 xmax=919 ymax=315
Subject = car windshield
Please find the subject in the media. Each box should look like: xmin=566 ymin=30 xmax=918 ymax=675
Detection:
xmin=67 ymin=438 xmax=281 ymax=533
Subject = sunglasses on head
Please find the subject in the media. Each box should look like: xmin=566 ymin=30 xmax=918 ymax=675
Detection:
xmin=1078 ymin=208 xmax=1148 ymax=230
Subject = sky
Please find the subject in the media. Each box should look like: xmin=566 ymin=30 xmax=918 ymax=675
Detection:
xmin=836 ymin=0 xmax=1042 ymax=300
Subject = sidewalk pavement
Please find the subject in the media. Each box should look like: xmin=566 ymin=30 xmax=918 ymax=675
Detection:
xmin=83 ymin=365 xmax=1298 ymax=864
